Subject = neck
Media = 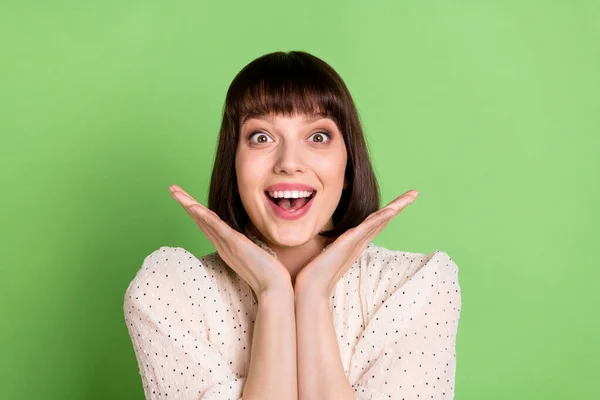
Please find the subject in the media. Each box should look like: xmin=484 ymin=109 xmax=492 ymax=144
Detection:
xmin=247 ymin=224 xmax=332 ymax=285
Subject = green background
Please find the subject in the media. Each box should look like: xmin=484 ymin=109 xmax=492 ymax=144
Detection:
xmin=1 ymin=1 xmax=598 ymax=399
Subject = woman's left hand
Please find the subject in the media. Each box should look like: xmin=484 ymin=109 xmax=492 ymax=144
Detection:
xmin=294 ymin=189 xmax=419 ymax=299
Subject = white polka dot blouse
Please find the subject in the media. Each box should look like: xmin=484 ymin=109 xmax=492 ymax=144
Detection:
xmin=124 ymin=233 xmax=461 ymax=399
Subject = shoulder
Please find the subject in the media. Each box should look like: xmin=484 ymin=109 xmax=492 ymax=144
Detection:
xmin=361 ymin=242 xmax=459 ymax=279
xmin=358 ymin=242 xmax=460 ymax=297
xmin=129 ymin=246 xmax=212 ymax=281
xmin=123 ymin=246 xmax=232 ymax=305
xmin=356 ymin=243 xmax=462 ymax=324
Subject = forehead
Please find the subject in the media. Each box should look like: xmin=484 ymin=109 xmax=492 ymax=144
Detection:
xmin=241 ymin=113 xmax=335 ymax=128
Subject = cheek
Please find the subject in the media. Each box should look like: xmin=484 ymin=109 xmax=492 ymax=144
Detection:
xmin=235 ymin=153 xmax=264 ymax=197
xmin=319 ymin=150 xmax=347 ymax=186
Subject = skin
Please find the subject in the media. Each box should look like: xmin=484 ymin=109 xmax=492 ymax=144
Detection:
xmin=169 ymin=182 xmax=419 ymax=295
xmin=169 ymin=181 xmax=418 ymax=400
xmin=169 ymin=112 xmax=419 ymax=294
xmin=235 ymin=113 xmax=348 ymax=283
xmin=169 ymin=113 xmax=419 ymax=399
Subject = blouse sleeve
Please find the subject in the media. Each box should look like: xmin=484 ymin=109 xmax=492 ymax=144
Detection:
xmin=124 ymin=248 xmax=245 ymax=400
xmin=349 ymin=250 xmax=462 ymax=399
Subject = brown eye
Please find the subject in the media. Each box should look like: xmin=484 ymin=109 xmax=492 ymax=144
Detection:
xmin=249 ymin=132 xmax=273 ymax=144
xmin=309 ymin=131 xmax=330 ymax=143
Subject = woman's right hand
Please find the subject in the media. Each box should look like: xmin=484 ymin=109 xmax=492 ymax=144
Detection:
xmin=168 ymin=184 xmax=292 ymax=298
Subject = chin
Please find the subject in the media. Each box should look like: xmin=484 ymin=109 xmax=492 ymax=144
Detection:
xmin=264 ymin=225 xmax=316 ymax=248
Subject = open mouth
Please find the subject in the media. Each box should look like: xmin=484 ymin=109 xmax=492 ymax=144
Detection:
xmin=265 ymin=190 xmax=316 ymax=213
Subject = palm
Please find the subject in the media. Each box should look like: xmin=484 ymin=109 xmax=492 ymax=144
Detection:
xmin=295 ymin=189 xmax=419 ymax=296
xmin=169 ymin=184 xmax=291 ymax=295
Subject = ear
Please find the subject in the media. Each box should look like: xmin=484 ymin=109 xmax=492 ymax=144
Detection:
xmin=343 ymin=176 xmax=349 ymax=190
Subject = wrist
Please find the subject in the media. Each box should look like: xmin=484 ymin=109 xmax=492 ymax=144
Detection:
xmin=294 ymin=285 xmax=329 ymax=306
xmin=258 ymin=283 xmax=294 ymax=304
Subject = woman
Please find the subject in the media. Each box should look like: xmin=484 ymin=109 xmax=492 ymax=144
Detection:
xmin=124 ymin=51 xmax=461 ymax=400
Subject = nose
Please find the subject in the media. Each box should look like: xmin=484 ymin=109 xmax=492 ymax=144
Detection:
xmin=273 ymin=140 xmax=306 ymax=175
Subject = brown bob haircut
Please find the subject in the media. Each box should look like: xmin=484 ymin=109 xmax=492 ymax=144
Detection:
xmin=208 ymin=50 xmax=380 ymax=239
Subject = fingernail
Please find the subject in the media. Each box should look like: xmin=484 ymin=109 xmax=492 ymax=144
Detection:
xmin=169 ymin=186 xmax=176 ymax=193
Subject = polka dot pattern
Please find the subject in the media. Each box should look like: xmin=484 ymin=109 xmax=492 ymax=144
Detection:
xmin=124 ymin=237 xmax=461 ymax=399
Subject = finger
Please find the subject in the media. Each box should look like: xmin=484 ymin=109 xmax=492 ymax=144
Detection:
xmin=194 ymin=205 xmax=237 ymax=240
xmin=323 ymin=191 xmax=419 ymax=269
xmin=172 ymin=190 xmax=239 ymax=251
xmin=168 ymin=187 xmax=243 ymax=259
xmin=171 ymin=185 xmax=199 ymax=206
xmin=352 ymin=190 xmax=418 ymax=242
xmin=180 ymin=202 xmax=219 ymax=241
xmin=169 ymin=184 xmax=191 ymax=197
xmin=359 ymin=209 xmax=394 ymax=243
xmin=170 ymin=188 xmax=225 ymax=227
xmin=384 ymin=190 xmax=419 ymax=213
xmin=367 ymin=194 xmax=415 ymax=232
xmin=359 ymin=190 xmax=417 ymax=224
xmin=366 ymin=212 xmax=394 ymax=237
xmin=360 ymin=190 xmax=418 ymax=230
xmin=171 ymin=188 xmax=217 ymax=226
xmin=169 ymin=188 xmax=219 ymax=238
xmin=177 ymin=198 xmax=212 ymax=225
xmin=169 ymin=185 xmax=205 ymax=209
xmin=367 ymin=191 xmax=418 ymax=233
xmin=169 ymin=185 xmax=198 ymax=203
xmin=354 ymin=206 xmax=395 ymax=238
xmin=337 ymin=207 xmax=390 ymax=243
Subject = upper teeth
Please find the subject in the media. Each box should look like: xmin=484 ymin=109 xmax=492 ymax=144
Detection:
xmin=268 ymin=190 xmax=314 ymax=199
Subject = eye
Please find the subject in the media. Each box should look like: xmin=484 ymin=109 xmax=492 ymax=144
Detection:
xmin=248 ymin=131 xmax=274 ymax=144
xmin=308 ymin=131 xmax=331 ymax=143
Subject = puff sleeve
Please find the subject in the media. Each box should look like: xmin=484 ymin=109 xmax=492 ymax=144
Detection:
xmin=349 ymin=250 xmax=461 ymax=399
xmin=124 ymin=248 xmax=246 ymax=399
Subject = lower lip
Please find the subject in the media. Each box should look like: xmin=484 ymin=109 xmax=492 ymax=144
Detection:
xmin=265 ymin=193 xmax=315 ymax=220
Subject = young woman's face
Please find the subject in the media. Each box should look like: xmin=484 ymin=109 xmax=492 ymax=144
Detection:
xmin=235 ymin=113 xmax=347 ymax=248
